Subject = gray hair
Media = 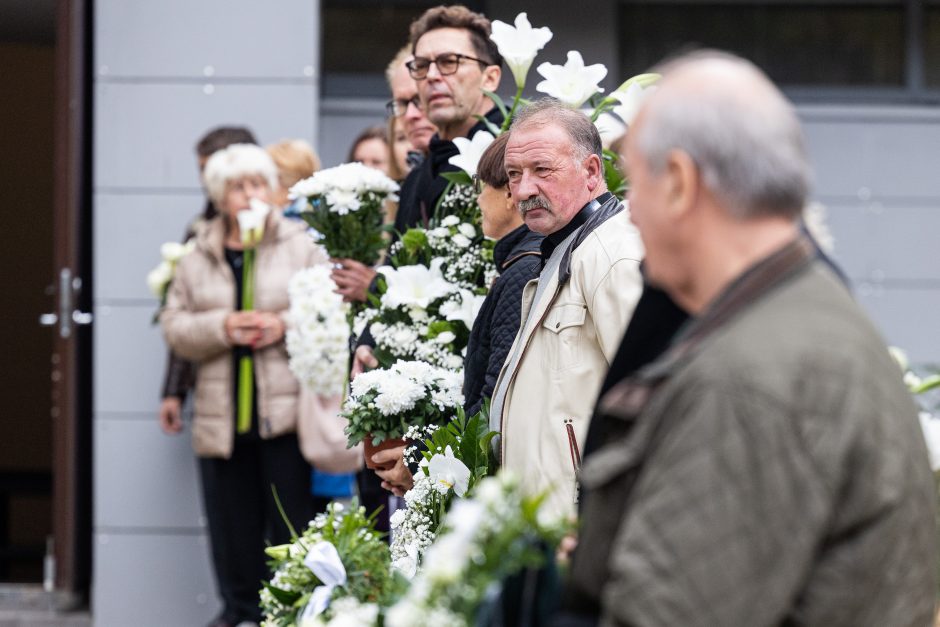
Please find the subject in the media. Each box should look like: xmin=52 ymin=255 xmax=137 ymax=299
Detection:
xmin=511 ymin=98 xmax=603 ymax=163
xmin=202 ymin=143 xmax=280 ymax=207
xmin=635 ymin=51 xmax=810 ymax=219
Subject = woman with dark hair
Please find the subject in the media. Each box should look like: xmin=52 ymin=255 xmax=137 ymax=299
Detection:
xmin=348 ymin=125 xmax=390 ymax=175
xmin=463 ymin=132 xmax=543 ymax=416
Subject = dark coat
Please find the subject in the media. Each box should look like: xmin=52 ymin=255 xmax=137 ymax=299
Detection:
xmin=463 ymin=225 xmax=543 ymax=416
xmin=392 ymin=107 xmax=505 ymax=237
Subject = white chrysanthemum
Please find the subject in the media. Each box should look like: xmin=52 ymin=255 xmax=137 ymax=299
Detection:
xmin=285 ymin=266 xmax=351 ymax=396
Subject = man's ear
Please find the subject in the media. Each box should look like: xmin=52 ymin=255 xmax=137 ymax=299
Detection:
xmin=664 ymin=149 xmax=699 ymax=218
xmin=583 ymin=153 xmax=604 ymax=192
xmin=481 ymin=65 xmax=502 ymax=92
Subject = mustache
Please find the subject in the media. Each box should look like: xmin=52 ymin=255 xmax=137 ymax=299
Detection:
xmin=518 ymin=195 xmax=552 ymax=215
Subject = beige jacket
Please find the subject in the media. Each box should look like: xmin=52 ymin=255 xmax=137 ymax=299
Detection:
xmin=161 ymin=212 xmax=326 ymax=458
xmin=493 ymin=208 xmax=643 ymax=519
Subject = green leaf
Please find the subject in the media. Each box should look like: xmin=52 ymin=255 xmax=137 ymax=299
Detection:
xmin=262 ymin=582 xmax=301 ymax=607
xmin=473 ymin=114 xmax=502 ymax=137
xmin=441 ymin=170 xmax=473 ymax=186
xmin=613 ymin=72 xmax=661 ymax=94
xmin=481 ymin=88 xmax=509 ymax=121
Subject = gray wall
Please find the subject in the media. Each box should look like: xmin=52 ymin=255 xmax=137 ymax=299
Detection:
xmin=92 ymin=1 xmax=319 ymax=624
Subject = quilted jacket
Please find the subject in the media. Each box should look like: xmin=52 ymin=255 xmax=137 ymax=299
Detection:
xmin=463 ymin=224 xmax=543 ymax=416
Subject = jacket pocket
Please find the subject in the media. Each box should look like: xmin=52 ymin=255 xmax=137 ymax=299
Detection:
xmin=541 ymin=302 xmax=587 ymax=372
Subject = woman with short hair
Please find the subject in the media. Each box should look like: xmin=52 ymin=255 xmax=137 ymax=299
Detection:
xmin=463 ymin=132 xmax=544 ymax=416
xmin=162 ymin=143 xmax=324 ymax=627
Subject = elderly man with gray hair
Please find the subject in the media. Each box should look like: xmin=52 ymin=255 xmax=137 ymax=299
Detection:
xmin=561 ymin=51 xmax=937 ymax=627
xmin=490 ymin=99 xmax=644 ymax=520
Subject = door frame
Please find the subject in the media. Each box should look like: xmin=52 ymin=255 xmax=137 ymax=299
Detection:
xmin=51 ymin=0 xmax=93 ymax=605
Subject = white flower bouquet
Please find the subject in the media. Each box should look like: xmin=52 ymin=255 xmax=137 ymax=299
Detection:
xmin=290 ymin=162 xmax=399 ymax=265
xmin=260 ymin=501 xmax=405 ymax=627
xmin=368 ymin=208 xmax=493 ymax=369
xmin=385 ymin=472 xmax=570 ymax=627
xmin=390 ymin=411 xmax=496 ymax=579
xmin=341 ymin=360 xmax=464 ymax=450
xmin=285 ymin=265 xmax=351 ymax=397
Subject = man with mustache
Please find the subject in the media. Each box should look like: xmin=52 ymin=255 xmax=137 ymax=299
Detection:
xmin=489 ymin=99 xmax=644 ymax=520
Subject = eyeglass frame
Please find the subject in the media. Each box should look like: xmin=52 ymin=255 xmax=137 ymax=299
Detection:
xmin=385 ymin=95 xmax=421 ymax=118
xmin=405 ymin=52 xmax=493 ymax=80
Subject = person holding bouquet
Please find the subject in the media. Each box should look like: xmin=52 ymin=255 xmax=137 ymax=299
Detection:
xmin=161 ymin=143 xmax=325 ymax=627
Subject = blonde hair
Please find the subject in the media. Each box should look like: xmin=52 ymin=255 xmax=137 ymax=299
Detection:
xmin=385 ymin=44 xmax=412 ymax=88
xmin=266 ymin=139 xmax=321 ymax=190
xmin=202 ymin=143 xmax=279 ymax=207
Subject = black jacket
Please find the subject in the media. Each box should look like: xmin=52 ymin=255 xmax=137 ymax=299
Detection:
xmin=393 ymin=106 xmax=505 ymax=237
xmin=463 ymin=224 xmax=543 ymax=416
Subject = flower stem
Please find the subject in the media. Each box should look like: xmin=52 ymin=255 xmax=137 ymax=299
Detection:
xmin=500 ymin=85 xmax=525 ymax=133
xmin=237 ymin=249 xmax=255 ymax=434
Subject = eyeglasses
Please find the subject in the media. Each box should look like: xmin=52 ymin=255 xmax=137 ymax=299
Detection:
xmin=385 ymin=95 xmax=421 ymax=118
xmin=472 ymin=175 xmax=485 ymax=195
xmin=406 ymin=52 xmax=491 ymax=80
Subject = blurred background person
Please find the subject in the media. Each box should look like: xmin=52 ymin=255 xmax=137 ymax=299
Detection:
xmin=159 ymin=125 xmax=257 ymax=437
xmin=387 ymin=115 xmax=412 ymax=183
xmin=161 ymin=143 xmax=323 ymax=627
xmin=266 ymin=138 xmax=321 ymax=218
xmin=347 ymin=125 xmax=390 ymax=175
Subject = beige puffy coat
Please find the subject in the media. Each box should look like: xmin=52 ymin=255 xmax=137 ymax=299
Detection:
xmin=493 ymin=209 xmax=644 ymax=519
xmin=161 ymin=212 xmax=326 ymax=458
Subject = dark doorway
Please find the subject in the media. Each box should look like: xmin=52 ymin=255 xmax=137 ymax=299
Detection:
xmin=0 ymin=0 xmax=92 ymax=610
xmin=0 ymin=0 xmax=57 ymax=586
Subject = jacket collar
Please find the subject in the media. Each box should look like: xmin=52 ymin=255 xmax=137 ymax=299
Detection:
xmin=493 ymin=224 xmax=542 ymax=272
xmin=597 ymin=235 xmax=816 ymax=421
xmin=427 ymin=106 xmax=505 ymax=177
xmin=557 ymin=192 xmax=621 ymax=286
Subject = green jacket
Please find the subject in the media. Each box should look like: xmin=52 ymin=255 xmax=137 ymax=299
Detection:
xmin=569 ymin=238 xmax=937 ymax=626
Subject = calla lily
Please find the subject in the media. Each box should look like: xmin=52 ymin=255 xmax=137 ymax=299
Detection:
xmin=489 ymin=12 xmax=553 ymax=89
xmin=428 ymin=445 xmax=471 ymax=496
xmin=146 ymin=261 xmax=173 ymax=298
xmin=448 ymin=131 xmax=495 ymax=177
xmin=237 ymin=198 xmax=271 ymax=247
xmin=379 ymin=258 xmax=457 ymax=310
xmin=536 ymin=51 xmax=607 ymax=108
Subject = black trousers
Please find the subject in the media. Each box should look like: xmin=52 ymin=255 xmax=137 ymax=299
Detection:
xmin=199 ymin=432 xmax=313 ymax=624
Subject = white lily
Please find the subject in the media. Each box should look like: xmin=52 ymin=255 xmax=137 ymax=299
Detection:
xmin=379 ymin=258 xmax=457 ymax=310
xmin=536 ymin=51 xmax=607 ymax=108
xmin=489 ymin=12 xmax=553 ymax=89
xmin=237 ymin=198 xmax=271 ymax=248
xmin=448 ymin=130 xmax=495 ymax=177
xmin=592 ymin=111 xmax=626 ymax=149
xmin=610 ymin=81 xmax=656 ymax=126
xmin=428 ymin=445 xmax=471 ymax=496
xmin=146 ymin=261 xmax=173 ymax=298
xmin=439 ymin=289 xmax=485 ymax=329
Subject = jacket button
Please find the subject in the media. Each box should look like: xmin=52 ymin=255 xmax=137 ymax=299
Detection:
xmin=555 ymin=322 xmax=560 ymax=329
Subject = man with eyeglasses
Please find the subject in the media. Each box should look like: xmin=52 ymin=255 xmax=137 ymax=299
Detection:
xmin=387 ymin=4 xmax=504 ymax=239
xmin=386 ymin=45 xmax=436 ymax=164
xmin=353 ymin=4 xmax=506 ymax=488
